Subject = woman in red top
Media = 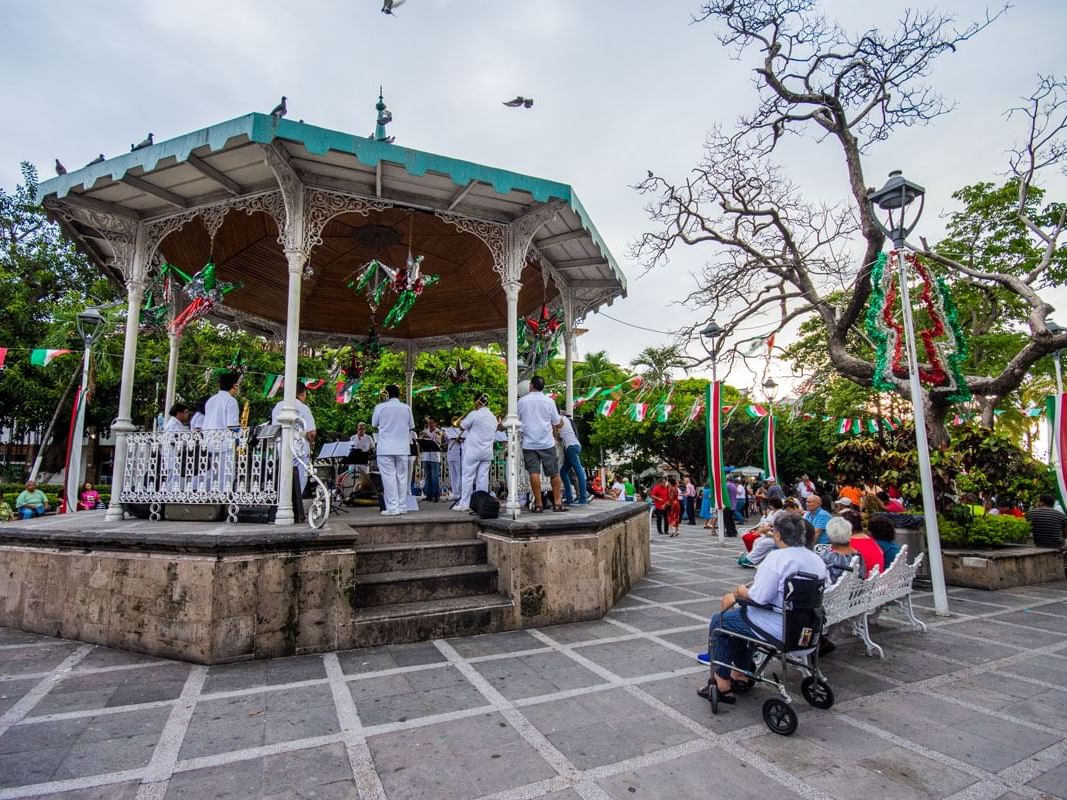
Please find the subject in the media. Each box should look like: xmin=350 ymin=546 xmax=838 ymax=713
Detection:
xmin=841 ymin=510 xmax=885 ymax=574
xmin=667 ymin=476 xmax=682 ymax=536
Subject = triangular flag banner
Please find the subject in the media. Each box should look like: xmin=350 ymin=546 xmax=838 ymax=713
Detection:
xmin=335 ymin=379 xmax=359 ymax=405
xmin=598 ymin=399 xmax=617 ymax=417
xmin=0 ymin=347 xmax=7 ymax=369
xmin=705 ymin=382 xmax=731 ymax=510
xmin=882 ymin=417 xmax=898 ymax=431
xmin=687 ymin=400 xmax=703 ymax=422
xmin=304 ymin=379 xmax=325 ymax=391
xmin=574 ymin=387 xmax=601 ymax=405
xmin=852 ymin=417 xmax=862 ymax=435
xmin=866 ymin=418 xmax=880 ymax=434
xmin=745 ymin=404 xmax=769 ymax=418
xmin=656 ymin=404 xmax=673 ymax=423
xmin=412 ymin=385 xmax=439 ymax=396
xmin=263 ymin=374 xmax=284 ymax=399
xmin=1027 ymin=406 xmax=1044 ymax=418
xmin=764 ymin=412 xmax=777 ymax=482
xmin=836 ymin=418 xmax=852 ymax=435
xmin=630 ymin=403 xmax=648 ymax=422
xmin=30 ymin=348 xmax=71 ymax=366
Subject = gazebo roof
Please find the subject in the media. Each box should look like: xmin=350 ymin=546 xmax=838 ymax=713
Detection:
xmin=36 ymin=113 xmax=626 ymax=346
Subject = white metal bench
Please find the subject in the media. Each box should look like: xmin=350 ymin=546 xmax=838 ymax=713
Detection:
xmin=822 ymin=544 xmax=927 ymax=658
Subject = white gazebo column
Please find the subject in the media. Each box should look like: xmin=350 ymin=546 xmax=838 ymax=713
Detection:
xmin=163 ymin=330 xmax=180 ymax=415
xmin=105 ymin=224 xmax=148 ymax=521
xmin=502 ymin=279 xmax=523 ymax=518
xmin=265 ymin=143 xmax=307 ymax=526
xmin=274 ymin=249 xmax=306 ymax=525
xmin=564 ymin=331 xmax=575 ymax=415
xmin=404 ymin=346 xmax=416 ymax=404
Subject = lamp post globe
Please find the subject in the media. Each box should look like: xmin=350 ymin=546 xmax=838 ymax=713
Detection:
xmin=762 ymin=377 xmax=778 ymax=403
xmin=867 ymin=169 xmax=926 ymax=250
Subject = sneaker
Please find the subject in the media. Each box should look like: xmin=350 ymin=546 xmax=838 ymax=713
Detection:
xmin=737 ymin=555 xmax=755 ymax=568
xmin=380 ymin=510 xmax=400 ymax=516
xmin=695 ymin=652 xmax=711 ymax=666
xmin=451 ymin=505 xmax=470 ymax=512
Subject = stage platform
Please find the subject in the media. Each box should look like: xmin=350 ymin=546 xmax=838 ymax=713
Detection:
xmin=0 ymin=501 xmax=650 ymax=664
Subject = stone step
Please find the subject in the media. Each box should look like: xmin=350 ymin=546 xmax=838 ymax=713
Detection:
xmin=346 ymin=594 xmax=516 ymax=647
xmin=349 ymin=563 xmax=498 ymax=607
xmin=351 ymin=539 xmax=487 ymax=574
xmin=350 ymin=519 xmax=481 ymax=545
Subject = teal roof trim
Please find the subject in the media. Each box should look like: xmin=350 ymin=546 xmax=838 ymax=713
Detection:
xmin=36 ymin=113 xmax=625 ymax=289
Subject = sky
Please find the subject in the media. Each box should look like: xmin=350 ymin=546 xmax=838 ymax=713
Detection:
xmin=2 ymin=0 xmax=1065 ymax=395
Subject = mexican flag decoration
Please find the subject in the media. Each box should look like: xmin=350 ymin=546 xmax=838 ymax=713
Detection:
xmin=1051 ymin=394 xmax=1067 ymax=510
xmin=263 ymin=374 xmax=284 ymax=399
xmin=597 ymin=399 xmax=618 ymax=417
xmin=30 ymin=348 xmax=72 ymax=366
xmin=655 ymin=403 xmax=673 ymax=423
xmin=630 ymin=403 xmax=648 ymax=422
xmin=574 ymin=387 xmax=601 ymax=406
xmin=764 ymin=411 xmax=778 ymax=482
xmin=705 ymin=382 xmax=731 ymax=510
xmin=865 ymin=251 xmax=970 ymax=402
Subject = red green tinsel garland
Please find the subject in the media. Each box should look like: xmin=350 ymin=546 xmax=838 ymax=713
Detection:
xmin=864 ymin=251 xmax=971 ymax=402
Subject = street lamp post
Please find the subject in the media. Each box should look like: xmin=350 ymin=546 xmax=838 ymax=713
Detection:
xmin=700 ymin=320 xmax=726 ymax=543
xmin=867 ymin=170 xmax=950 ymax=616
xmin=66 ymin=308 xmax=106 ymax=513
xmin=763 ymin=378 xmax=778 ymax=483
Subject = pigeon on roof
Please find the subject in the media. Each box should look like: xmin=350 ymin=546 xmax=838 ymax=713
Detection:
xmin=55 ymin=159 xmax=67 ymax=176
xmin=270 ymin=96 xmax=287 ymax=123
xmin=381 ymin=0 xmax=406 ymax=14
xmin=86 ymin=154 xmax=105 ymax=166
xmin=131 ymin=133 xmax=153 ymax=151
xmin=503 ymin=96 xmax=534 ymax=108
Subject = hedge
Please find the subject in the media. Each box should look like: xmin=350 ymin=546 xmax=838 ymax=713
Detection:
xmin=937 ymin=513 xmax=1032 ymax=548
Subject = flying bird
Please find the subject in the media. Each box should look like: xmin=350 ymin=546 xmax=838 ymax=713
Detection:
xmin=270 ymin=96 xmax=287 ymax=123
xmin=503 ymin=96 xmax=534 ymax=108
xmin=131 ymin=133 xmax=154 ymax=151
xmin=55 ymin=159 xmax=67 ymax=176
xmin=87 ymin=154 xmax=105 ymax=166
xmin=381 ymin=0 xmax=405 ymax=14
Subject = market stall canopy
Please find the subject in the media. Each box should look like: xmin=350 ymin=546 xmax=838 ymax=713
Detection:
xmin=36 ymin=113 xmax=626 ymax=346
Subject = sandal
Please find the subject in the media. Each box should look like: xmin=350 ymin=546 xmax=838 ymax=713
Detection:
xmin=552 ymin=505 xmax=568 ymax=512
xmin=531 ymin=506 xmax=544 ymax=513
xmin=731 ymin=678 xmax=756 ymax=693
xmin=697 ymin=681 xmax=736 ymax=704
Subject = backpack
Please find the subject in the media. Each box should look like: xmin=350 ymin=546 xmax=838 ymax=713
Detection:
xmin=470 ymin=490 xmax=500 ymax=520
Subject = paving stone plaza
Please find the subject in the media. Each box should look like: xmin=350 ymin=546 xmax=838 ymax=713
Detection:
xmin=1 ymin=528 xmax=1065 ymax=800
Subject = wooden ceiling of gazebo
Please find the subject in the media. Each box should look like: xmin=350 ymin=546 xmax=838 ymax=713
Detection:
xmin=159 ymin=206 xmax=557 ymax=341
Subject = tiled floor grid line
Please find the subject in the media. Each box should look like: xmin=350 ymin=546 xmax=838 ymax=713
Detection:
xmin=1 ymin=529 xmax=1065 ymax=799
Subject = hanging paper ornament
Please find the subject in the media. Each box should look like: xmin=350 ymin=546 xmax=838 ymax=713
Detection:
xmin=139 ymin=290 xmax=169 ymax=333
xmin=349 ymin=259 xmax=395 ymax=311
xmin=169 ymin=262 xmax=243 ymax=336
xmin=382 ymin=254 xmax=440 ymax=328
xmin=343 ymin=327 xmax=384 ymax=381
xmin=444 ymin=358 xmax=472 ymax=385
xmin=865 ymin=251 xmax=970 ymax=402
xmin=518 ymin=304 xmax=565 ymax=376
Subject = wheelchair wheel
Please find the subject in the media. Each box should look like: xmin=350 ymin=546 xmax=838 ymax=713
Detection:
xmin=800 ymin=676 xmax=834 ymax=709
xmin=762 ymin=698 xmax=798 ymax=736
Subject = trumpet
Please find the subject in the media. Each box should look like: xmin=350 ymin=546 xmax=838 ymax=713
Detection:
xmin=452 ymin=414 xmax=463 ymax=427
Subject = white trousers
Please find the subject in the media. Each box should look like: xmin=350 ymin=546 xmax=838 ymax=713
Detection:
xmin=459 ymin=450 xmax=491 ymax=507
xmin=378 ymin=454 xmax=408 ymax=513
xmin=447 ymin=453 xmax=462 ymax=496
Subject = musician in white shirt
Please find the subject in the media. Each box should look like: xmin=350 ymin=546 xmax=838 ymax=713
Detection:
xmin=349 ymin=422 xmax=375 ymax=475
xmin=371 ymin=384 xmax=416 ymax=516
xmin=443 ymin=422 xmax=464 ymax=499
xmin=202 ymin=373 xmax=241 ymax=491
xmin=453 ymin=393 xmax=498 ymax=511
xmin=272 ymin=383 xmax=317 ymax=494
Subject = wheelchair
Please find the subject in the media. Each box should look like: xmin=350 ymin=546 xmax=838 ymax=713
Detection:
xmin=703 ymin=571 xmax=834 ymax=736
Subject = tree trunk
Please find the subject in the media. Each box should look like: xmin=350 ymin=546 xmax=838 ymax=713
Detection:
xmin=925 ymin=395 xmax=951 ymax=450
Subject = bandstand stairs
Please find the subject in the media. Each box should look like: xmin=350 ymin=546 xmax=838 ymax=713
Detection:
xmin=345 ymin=519 xmax=515 ymax=645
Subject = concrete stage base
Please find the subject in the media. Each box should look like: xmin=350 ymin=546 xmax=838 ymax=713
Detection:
xmin=0 ymin=502 xmax=649 ymax=664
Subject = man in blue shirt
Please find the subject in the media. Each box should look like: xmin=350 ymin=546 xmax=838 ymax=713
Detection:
xmin=803 ymin=495 xmax=832 ymax=544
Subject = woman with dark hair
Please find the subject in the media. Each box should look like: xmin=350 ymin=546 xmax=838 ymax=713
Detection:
xmin=867 ymin=513 xmax=901 ymax=566
xmin=667 ymin=476 xmax=681 ymax=536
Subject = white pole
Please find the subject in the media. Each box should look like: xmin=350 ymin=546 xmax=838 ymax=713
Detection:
xmin=503 ymin=280 xmax=522 ymax=519
xmin=105 ymin=234 xmax=146 ymax=522
xmin=65 ymin=345 xmax=92 ymax=513
xmin=712 ymin=356 xmax=725 ymax=545
xmin=164 ymin=331 xmax=180 ymax=416
xmin=274 ymin=250 xmax=305 ymax=526
xmin=895 ymin=248 xmax=949 ymax=616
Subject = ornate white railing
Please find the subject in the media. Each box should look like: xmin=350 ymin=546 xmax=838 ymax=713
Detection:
xmin=121 ymin=427 xmax=280 ymax=521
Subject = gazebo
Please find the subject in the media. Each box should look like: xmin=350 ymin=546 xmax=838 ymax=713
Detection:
xmin=36 ymin=103 xmax=626 ymax=524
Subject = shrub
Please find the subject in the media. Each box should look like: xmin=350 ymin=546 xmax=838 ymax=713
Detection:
xmin=937 ymin=512 xmax=1031 ymax=548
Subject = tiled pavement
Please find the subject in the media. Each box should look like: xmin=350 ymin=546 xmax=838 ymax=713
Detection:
xmin=1 ymin=530 xmax=1066 ymax=799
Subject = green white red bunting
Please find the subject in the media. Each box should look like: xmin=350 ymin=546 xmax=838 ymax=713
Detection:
xmin=764 ymin=412 xmax=777 ymax=482
xmin=629 ymin=403 xmax=648 ymax=422
xmin=598 ymin=399 xmax=618 ymax=417
xmin=30 ymin=348 xmax=72 ymax=366
xmin=705 ymin=382 xmax=730 ymax=510
xmin=1055 ymin=394 xmax=1067 ymax=511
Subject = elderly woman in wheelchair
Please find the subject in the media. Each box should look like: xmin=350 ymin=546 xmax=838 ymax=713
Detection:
xmin=698 ymin=514 xmax=834 ymax=735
